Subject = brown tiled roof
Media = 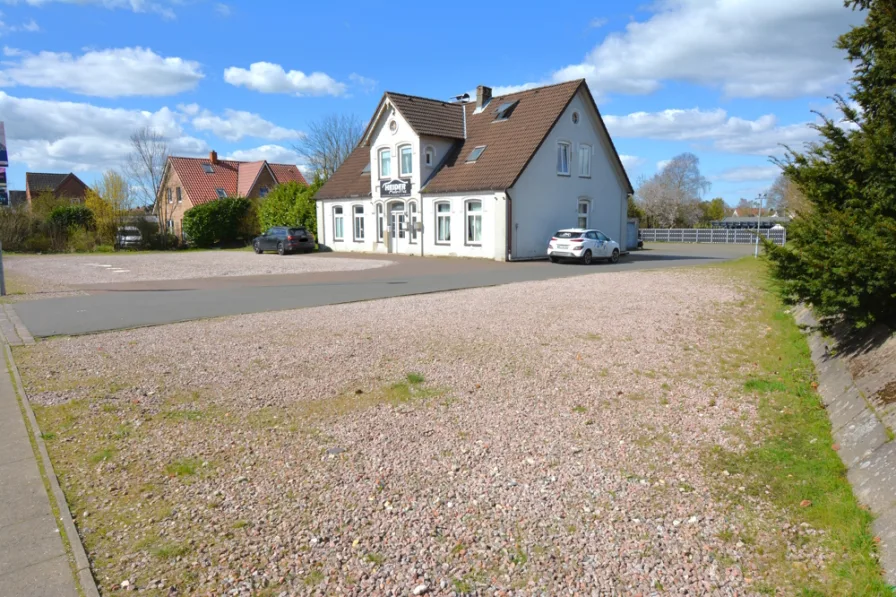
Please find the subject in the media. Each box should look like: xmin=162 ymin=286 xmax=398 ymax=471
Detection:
xmin=423 ymin=80 xmax=584 ymax=194
xmin=315 ymin=79 xmax=633 ymax=200
xmin=314 ymin=145 xmax=372 ymax=199
xmin=26 ymin=172 xmax=69 ymax=194
xmin=268 ymin=163 xmax=307 ymax=186
xmin=167 ymin=157 xmax=307 ymax=206
xmin=386 ymin=92 xmax=465 ymax=139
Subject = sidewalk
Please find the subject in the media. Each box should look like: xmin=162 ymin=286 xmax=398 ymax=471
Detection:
xmin=0 ymin=340 xmax=79 ymax=595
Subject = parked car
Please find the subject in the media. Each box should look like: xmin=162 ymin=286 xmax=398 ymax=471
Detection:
xmin=253 ymin=226 xmax=315 ymax=255
xmin=547 ymin=228 xmax=621 ymax=265
xmin=115 ymin=226 xmax=142 ymax=250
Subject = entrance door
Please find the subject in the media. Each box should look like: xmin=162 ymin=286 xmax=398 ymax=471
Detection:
xmin=389 ymin=201 xmax=409 ymax=253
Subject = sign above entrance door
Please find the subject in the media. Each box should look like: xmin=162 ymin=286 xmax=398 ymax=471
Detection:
xmin=380 ymin=179 xmax=411 ymax=197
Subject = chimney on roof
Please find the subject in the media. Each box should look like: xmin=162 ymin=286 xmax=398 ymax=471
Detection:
xmin=209 ymin=150 xmax=218 ymax=165
xmin=476 ymin=85 xmax=492 ymax=110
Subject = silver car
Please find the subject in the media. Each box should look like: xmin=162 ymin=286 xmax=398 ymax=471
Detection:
xmin=115 ymin=226 xmax=142 ymax=250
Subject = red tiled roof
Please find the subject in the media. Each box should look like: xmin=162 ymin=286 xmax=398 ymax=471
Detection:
xmin=166 ymin=157 xmax=306 ymax=206
xmin=268 ymin=163 xmax=307 ymax=185
xmin=237 ymin=161 xmax=266 ymax=197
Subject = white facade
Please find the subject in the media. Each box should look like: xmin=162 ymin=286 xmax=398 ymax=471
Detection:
xmin=316 ymin=86 xmax=629 ymax=261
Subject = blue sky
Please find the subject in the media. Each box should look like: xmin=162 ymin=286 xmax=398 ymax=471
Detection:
xmin=0 ymin=0 xmax=863 ymax=205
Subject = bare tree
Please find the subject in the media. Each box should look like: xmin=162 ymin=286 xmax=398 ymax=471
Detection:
xmin=294 ymin=114 xmax=364 ymax=180
xmin=767 ymin=173 xmax=811 ymax=217
xmin=124 ymin=127 xmax=168 ymax=212
xmin=635 ymin=153 xmax=710 ymax=228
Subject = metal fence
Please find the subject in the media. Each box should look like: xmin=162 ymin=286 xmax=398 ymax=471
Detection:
xmin=639 ymin=228 xmax=787 ymax=246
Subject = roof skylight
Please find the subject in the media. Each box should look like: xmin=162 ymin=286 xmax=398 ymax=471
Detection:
xmin=203 ymin=164 xmax=214 ymax=174
xmin=466 ymin=146 xmax=486 ymax=162
xmin=215 ymin=188 xmax=227 ymax=198
xmin=494 ymin=100 xmax=519 ymax=121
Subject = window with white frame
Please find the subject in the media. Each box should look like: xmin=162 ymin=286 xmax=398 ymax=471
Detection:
xmin=435 ymin=201 xmax=451 ymax=243
xmin=166 ymin=188 xmax=172 ymax=204
xmin=424 ymin=147 xmax=435 ymax=167
xmin=176 ymin=187 xmax=182 ymax=203
xmin=399 ymin=145 xmax=413 ymax=177
xmin=466 ymin=200 xmax=482 ymax=244
xmin=353 ymin=205 xmax=364 ymax=241
xmin=578 ymin=144 xmax=592 ymax=178
xmin=376 ymin=203 xmax=384 ymax=241
xmin=379 ymin=148 xmax=392 ymax=178
xmin=577 ymin=199 xmax=590 ymax=229
xmin=409 ymin=201 xmax=418 ymax=242
xmin=333 ymin=206 xmax=344 ymax=241
xmin=557 ymin=142 xmax=571 ymax=175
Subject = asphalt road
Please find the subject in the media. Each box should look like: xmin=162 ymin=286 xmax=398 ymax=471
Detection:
xmin=15 ymin=243 xmax=754 ymax=337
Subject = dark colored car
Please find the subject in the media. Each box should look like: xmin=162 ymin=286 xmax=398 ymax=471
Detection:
xmin=253 ymin=226 xmax=315 ymax=255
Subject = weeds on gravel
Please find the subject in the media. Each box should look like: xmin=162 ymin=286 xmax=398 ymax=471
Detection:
xmin=705 ymin=258 xmax=892 ymax=596
xmin=165 ymin=458 xmax=202 ymax=477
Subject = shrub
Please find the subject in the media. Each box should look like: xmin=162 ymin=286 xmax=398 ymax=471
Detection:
xmin=66 ymin=228 xmax=98 ymax=253
xmin=258 ymin=178 xmax=323 ymax=235
xmin=0 ymin=206 xmax=36 ymax=251
xmin=182 ymin=197 xmax=251 ymax=248
xmin=23 ymin=233 xmax=52 ymax=253
xmin=49 ymin=205 xmax=94 ymax=230
xmin=95 ymin=244 xmax=115 ymax=253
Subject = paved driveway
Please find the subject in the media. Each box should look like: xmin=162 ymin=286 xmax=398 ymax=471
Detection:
xmin=14 ymin=243 xmax=754 ymax=337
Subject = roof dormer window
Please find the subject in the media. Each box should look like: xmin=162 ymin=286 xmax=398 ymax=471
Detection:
xmin=466 ymin=145 xmax=486 ymax=163
xmin=203 ymin=164 xmax=214 ymax=174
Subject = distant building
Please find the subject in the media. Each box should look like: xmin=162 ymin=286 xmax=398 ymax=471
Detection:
xmin=25 ymin=172 xmax=89 ymax=205
xmin=155 ymin=150 xmax=307 ymax=240
xmin=713 ymin=215 xmax=791 ymax=229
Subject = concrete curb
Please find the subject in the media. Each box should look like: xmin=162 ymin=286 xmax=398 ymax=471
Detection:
xmin=795 ymin=306 xmax=896 ymax=586
xmin=4 ymin=344 xmax=101 ymax=597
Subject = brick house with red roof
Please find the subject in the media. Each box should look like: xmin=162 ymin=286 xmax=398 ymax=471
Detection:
xmin=156 ymin=150 xmax=306 ymax=239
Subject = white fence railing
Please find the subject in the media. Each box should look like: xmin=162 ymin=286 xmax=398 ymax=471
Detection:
xmin=639 ymin=228 xmax=787 ymax=246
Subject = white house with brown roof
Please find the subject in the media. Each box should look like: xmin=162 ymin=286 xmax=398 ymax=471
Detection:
xmin=314 ymin=79 xmax=633 ymax=260
xmin=156 ymin=151 xmax=306 ymax=239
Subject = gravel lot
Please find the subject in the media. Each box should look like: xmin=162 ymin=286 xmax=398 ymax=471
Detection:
xmin=4 ymin=251 xmax=393 ymax=294
xmin=17 ymin=265 xmax=833 ymax=595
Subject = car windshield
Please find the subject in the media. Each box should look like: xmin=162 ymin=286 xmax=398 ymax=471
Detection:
xmin=554 ymin=230 xmax=583 ymax=239
xmin=119 ymin=227 xmax=139 ymax=235
xmin=288 ymin=228 xmax=307 ymax=235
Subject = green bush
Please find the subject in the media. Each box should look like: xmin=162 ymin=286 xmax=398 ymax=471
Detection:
xmin=95 ymin=244 xmax=115 ymax=253
xmin=49 ymin=205 xmax=94 ymax=230
xmin=0 ymin=206 xmax=36 ymax=251
xmin=258 ymin=178 xmax=323 ymax=235
xmin=66 ymin=228 xmax=98 ymax=253
xmin=23 ymin=234 xmax=52 ymax=253
xmin=182 ymin=197 xmax=251 ymax=248
xmin=765 ymin=0 xmax=896 ymax=328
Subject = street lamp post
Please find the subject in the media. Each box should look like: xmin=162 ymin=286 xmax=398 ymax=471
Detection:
xmin=754 ymin=192 xmax=766 ymax=258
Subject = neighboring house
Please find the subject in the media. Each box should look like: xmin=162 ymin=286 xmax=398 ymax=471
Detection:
xmin=732 ymin=207 xmax=778 ymax=218
xmin=25 ymin=172 xmax=89 ymax=205
xmin=8 ymin=190 xmax=27 ymax=208
xmin=156 ymin=150 xmax=307 ymax=239
xmin=314 ymin=79 xmax=633 ymax=260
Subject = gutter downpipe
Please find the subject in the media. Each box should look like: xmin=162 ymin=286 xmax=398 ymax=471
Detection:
xmin=505 ymin=189 xmax=513 ymax=261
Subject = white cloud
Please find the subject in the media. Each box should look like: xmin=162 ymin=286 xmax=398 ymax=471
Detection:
xmin=348 ymin=73 xmax=377 ymax=93
xmin=0 ymin=91 xmax=206 ymax=171
xmin=225 ymin=144 xmax=302 ymax=165
xmin=214 ymin=3 xmax=230 ymax=16
xmin=604 ymin=107 xmax=818 ymax=156
xmin=619 ymin=154 xmax=645 ymax=173
xmin=588 ymin=17 xmax=607 ymax=28
xmin=715 ymin=165 xmax=781 ymax=182
xmin=190 ymin=108 xmax=303 ymax=142
xmin=0 ymin=47 xmax=203 ymax=97
xmin=176 ymin=102 xmax=200 ymax=116
xmin=224 ymin=62 xmax=346 ymax=97
xmin=0 ymin=12 xmax=39 ymax=34
xmin=552 ymin=0 xmax=861 ymax=99
xmin=4 ymin=0 xmax=177 ymax=19
xmin=656 ymin=160 xmax=672 ymax=172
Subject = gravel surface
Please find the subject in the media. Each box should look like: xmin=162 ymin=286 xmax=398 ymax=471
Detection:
xmin=4 ymin=251 xmax=393 ymax=289
xmin=17 ymin=266 xmax=832 ymax=596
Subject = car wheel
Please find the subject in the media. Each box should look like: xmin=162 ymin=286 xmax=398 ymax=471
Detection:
xmin=277 ymin=242 xmax=286 ymax=256
xmin=609 ymin=249 xmax=620 ymax=264
xmin=254 ymin=242 xmax=263 ymax=254
xmin=549 ymin=256 xmax=559 ymax=264
xmin=581 ymin=250 xmax=593 ymax=265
